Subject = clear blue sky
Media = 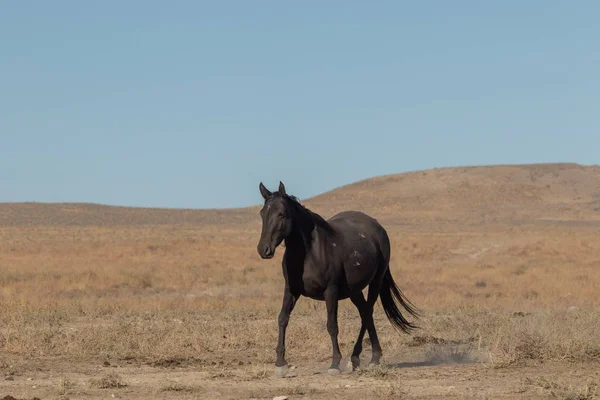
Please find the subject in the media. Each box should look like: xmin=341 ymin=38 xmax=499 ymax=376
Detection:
xmin=2 ymin=2 xmax=598 ymax=209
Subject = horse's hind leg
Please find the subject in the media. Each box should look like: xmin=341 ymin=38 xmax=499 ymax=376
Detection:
xmin=350 ymin=276 xmax=384 ymax=369
xmin=365 ymin=268 xmax=386 ymax=366
xmin=350 ymin=292 xmax=368 ymax=370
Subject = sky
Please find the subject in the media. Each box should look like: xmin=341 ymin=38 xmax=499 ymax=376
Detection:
xmin=1 ymin=1 xmax=599 ymax=209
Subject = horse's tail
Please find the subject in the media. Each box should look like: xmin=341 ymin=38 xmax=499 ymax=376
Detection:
xmin=379 ymin=268 xmax=420 ymax=333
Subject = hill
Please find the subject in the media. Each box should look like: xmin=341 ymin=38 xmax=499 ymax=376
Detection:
xmin=1 ymin=163 xmax=599 ymax=227
xmin=2 ymin=162 xmax=600 ymax=399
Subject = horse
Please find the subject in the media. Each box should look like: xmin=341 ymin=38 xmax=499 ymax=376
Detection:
xmin=256 ymin=181 xmax=419 ymax=376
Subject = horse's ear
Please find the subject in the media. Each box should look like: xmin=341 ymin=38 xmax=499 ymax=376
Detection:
xmin=278 ymin=181 xmax=287 ymax=197
xmin=259 ymin=182 xmax=272 ymax=200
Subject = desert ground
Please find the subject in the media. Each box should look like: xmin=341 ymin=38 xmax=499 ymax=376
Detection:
xmin=1 ymin=163 xmax=599 ymax=399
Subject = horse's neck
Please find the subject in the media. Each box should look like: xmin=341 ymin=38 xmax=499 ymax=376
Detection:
xmin=285 ymin=227 xmax=310 ymax=255
xmin=285 ymin=211 xmax=316 ymax=255
xmin=286 ymin=209 xmax=332 ymax=258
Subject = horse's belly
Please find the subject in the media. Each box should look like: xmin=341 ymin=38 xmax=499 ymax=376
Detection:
xmin=299 ymin=267 xmax=350 ymax=301
xmin=346 ymin=263 xmax=378 ymax=289
xmin=297 ymin=266 xmax=375 ymax=300
xmin=295 ymin=265 xmax=328 ymax=300
xmin=301 ymin=279 xmax=326 ymax=300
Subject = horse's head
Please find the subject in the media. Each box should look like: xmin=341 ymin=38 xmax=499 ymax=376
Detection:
xmin=257 ymin=181 xmax=294 ymax=259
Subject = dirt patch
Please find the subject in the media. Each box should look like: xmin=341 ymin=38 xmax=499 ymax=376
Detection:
xmin=1 ymin=358 xmax=599 ymax=399
xmin=1 ymin=397 xmax=41 ymax=400
xmin=148 ymin=356 xmax=208 ymax=368
xmin=89 ymin=372 xmax=128 ymax=389
xmin=409 ymin=335 xmax=477 ymax=347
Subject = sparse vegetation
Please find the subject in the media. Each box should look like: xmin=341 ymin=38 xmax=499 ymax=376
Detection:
xmin=160 ymin=381 xmax=195 ymax=393
xmin=57 ymin=377 xmax=74 ymax=396
xmin=89 ymin=373 xmax=127 ymax=389
xmin=283 ymin=384 xmax=320 ymax=396
xmin=1 ymin=164 xmax=600 ymax=398
xmin=356 ymin=364 xmax=394 ymax=379
xmin=376 ymin=382 xmax=408 ymax=399
xmin=526 ymin=377 xmax=598 ymax=399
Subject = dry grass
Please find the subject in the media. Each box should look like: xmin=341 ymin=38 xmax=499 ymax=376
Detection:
xmin=56 ymin=377 xmax=74 ymax=396
xmin=0 ymin=225 xmax=599 ymax=369
xmin=526 ymin=377 xmax=599 ymax=399
xmin=376 ymin=382 xmax=408 ymax=399
xmin=0 ymin=164 xmax=599 ymax=398
xmin=89 ymin=372 xmax=127 ymax=389
xmin=246 ymin=384 xmax=321 ymax=399
xmin=356 ymin=364 xmax=395 ymax=379
xmin=160 ymin=381 xmax=196 ymax=393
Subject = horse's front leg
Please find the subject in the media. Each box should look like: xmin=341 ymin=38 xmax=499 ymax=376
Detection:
xmin=324 ymin=285 xmax=342 ymax=373
xmin=275 ymin=285 xmax=297 ymax=377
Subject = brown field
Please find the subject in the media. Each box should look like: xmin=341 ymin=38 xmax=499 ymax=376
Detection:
xmin=1 ymin=163 xmax=600 ymax=399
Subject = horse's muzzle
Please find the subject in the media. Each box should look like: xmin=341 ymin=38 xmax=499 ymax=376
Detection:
xmin=258 ymin=244 xmax=274 ymax=259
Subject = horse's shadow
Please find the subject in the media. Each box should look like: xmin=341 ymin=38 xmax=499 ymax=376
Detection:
xmin=309 ymin=354 xmax=478 ymax=376
xmin=357 ymin=342 xmax=481 ymax=370
xmin=388 ymin=360 xmax=439 ymax=369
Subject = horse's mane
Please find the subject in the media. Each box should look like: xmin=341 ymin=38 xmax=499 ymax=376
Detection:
xmin=282 ymin=194 xmax=335 ymax=234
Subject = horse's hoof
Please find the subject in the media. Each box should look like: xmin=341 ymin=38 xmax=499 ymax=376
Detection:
xmin=327 ymin=368 xmax=341 ymax=375
xmin=275 ymin=365 xmax=289 ymax=378
xmin=351 ymin=356 xmax=361 ymax=371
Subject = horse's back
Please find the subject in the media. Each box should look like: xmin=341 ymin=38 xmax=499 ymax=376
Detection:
xmin=328 ymin=211 xmax=390 ymax=259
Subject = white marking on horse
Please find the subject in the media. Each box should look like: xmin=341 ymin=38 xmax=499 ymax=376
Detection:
xmin=354 ymin=261 xmax=361 ymax=266
xmin=332 ymin=243 xmax=337 ymax=247
xmin=353 ymin=250 xmax=360 ymax=257
xmin=358 ymin=232 xmax=366 ymax=238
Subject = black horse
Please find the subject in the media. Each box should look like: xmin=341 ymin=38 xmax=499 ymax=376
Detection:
xmin=257 ymin=182 xmax=419 ymax=376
